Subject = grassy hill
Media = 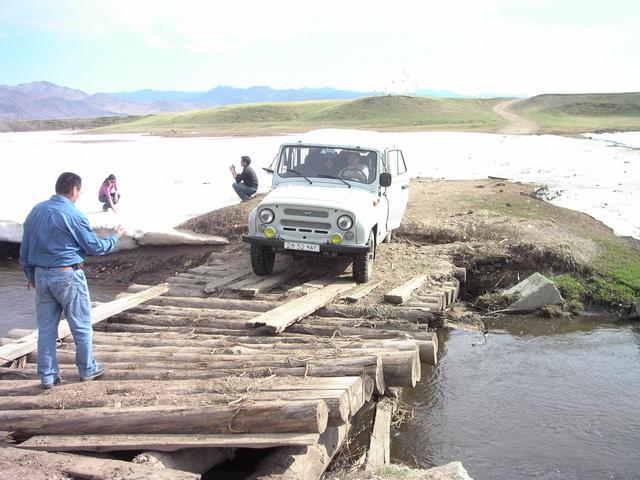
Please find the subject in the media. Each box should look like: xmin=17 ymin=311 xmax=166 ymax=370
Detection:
xmin=513 ymin=93 xmax=640 ymax=132
xmin=91 ymin=95 xmax=506 ymax=136
xmin=0 ymin=115 xmax=146 ymax=133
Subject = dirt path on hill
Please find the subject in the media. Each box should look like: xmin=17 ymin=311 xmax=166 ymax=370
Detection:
xmin=493 ymin=99 xmax=540 ymax=134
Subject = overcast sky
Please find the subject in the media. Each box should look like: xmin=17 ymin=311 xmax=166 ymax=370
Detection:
xmin=1 ymin=0 xmax=638 ymax=96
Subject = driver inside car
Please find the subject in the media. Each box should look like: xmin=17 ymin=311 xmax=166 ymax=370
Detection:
xmin=339 ymin=152 xmax=369 ymax=182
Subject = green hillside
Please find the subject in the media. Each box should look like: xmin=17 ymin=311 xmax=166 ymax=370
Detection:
xmin=91 ymin=95 xmax=506 ymax=136
xmin=513 ymin=93 xmax=640 ymax=132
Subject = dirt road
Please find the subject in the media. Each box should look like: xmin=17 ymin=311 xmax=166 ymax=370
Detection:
xmin=493 ymin=99 xmax=540 ymax=134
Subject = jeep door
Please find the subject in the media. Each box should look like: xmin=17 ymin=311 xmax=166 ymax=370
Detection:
xmin=384 ymin=149 xmax=410 ymax=230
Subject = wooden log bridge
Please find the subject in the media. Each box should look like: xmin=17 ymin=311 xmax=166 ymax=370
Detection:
xmin=0 ymin=254 xmax=464 ymax=479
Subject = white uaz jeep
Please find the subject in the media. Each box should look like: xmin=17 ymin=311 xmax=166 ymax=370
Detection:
xmin=243 ymin=142 xmax=409 ymax=283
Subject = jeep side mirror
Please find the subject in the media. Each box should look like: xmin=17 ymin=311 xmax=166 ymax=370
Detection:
xmin=380 ymin=173 xmax=392 ymax=187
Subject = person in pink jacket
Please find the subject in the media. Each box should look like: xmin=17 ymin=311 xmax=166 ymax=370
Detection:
xmin=98 ymin=174 xmax=120 ymax=212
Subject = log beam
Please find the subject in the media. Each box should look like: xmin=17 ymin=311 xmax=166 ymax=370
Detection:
xmin=1 ymin=400 xmax=329 ymax=441
xmin=17 ymin=433 xmax=321 ymax=452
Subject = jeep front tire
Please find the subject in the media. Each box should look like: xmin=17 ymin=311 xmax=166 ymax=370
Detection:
xmin=251 ymin=244 xmax=275 ymax=276
xmin=353 ymin=231 xmax=374 ymax=283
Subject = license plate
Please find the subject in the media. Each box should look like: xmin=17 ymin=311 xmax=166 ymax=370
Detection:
xmin=284 ymin=241 xmax=320 ymax=252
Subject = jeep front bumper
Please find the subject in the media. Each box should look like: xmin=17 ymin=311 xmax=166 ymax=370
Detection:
xmin=242 ymin=235 xmax=370 ymax=255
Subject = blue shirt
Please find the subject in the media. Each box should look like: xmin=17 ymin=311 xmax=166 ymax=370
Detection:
xmin=19 ymin=195 xmax=118 ymax=281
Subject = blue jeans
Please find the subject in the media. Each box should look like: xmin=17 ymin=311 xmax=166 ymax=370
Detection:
xmin=35 ymin=267 xmax=98 ymax=384
xmin=232 ymin=182 xmax=257 ymax=201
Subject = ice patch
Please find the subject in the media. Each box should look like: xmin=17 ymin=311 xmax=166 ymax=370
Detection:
xmin=1 ymin=129 xmax=638 ymax=244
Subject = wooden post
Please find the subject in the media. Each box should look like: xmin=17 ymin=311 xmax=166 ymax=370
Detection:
xmin=365 ymin=400 xmax=393 ymax=469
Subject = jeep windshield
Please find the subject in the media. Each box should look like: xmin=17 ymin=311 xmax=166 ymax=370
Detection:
xmin=277 ymin=145 xmax=377 ymax=184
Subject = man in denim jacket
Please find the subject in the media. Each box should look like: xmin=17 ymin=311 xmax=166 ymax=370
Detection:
xmin=20 ymin=172 xmax=124 ymax=389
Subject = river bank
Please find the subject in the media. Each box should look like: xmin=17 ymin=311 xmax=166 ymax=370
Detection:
xmin=73 ymin=177 xmax=639 ymax=315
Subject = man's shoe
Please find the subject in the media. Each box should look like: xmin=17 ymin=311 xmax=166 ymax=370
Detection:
xmin=41 ymin=376 xmax=62 ymax=390
xmin=80 ymin=364 xmax=106 ymax=382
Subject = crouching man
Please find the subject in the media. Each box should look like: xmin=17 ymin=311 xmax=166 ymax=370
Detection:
xmin=20 ymin=172 xmax=124 ymax=389
xmin=230 ymin=155 xmax=258 ymax=202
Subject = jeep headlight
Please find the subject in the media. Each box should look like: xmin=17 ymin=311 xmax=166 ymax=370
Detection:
xmin=259 ymin=208 xmax=275 ymax=224
xmin=337 ymin=215 xmax=353 ymax=230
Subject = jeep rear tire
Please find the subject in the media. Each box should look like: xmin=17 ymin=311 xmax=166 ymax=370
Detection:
xmin=353 ymin=231 xmax=374 ymax=283
xmin=251 ymin=244 xmax=275 ymax=276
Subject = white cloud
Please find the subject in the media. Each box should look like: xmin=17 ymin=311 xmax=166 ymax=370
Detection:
xmin=2 ymin=0 xmax=639 ymax=94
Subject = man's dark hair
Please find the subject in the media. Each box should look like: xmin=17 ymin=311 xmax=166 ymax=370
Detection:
xmin=55 ymin=172 xmax=82 ymax=195
xmin=241 ymin=155 xmax=251 ymax=166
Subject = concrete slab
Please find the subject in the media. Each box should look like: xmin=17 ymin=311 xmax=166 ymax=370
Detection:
xmin=503 ymin=272 xmax=563 ymax=312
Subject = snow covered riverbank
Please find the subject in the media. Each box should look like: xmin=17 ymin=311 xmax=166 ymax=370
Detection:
xmin=0 ymin=129 xmax=638 ymax=244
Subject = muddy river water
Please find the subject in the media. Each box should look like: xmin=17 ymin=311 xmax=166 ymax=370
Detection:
xmin=394 ymin=316 xmax=640 ymax=479
xmin=0 ymin=263 xmax=123 ymax=337
xmin=1 ymin=263 xmax=639 ymax=479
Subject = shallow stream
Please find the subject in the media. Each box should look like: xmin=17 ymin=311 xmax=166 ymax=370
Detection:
xmin=0 ymin=262 xmax=123 ymax=337
xmin=393 ymin=316 xmax=640 ymax=479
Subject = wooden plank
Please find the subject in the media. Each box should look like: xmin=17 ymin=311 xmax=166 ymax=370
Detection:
xmin=0 ymin=447 xmax=199 ymax=480
xmin=249 ymin=282 xmax=357 ymax=334
xmin=433 ymin=288 xmax=451 ymax=307
xmin=342 ymin=281 xmax=381 ymax=303
xmin=0 ymin=284 xmax=169 ymax=365
xmin=166 ymin=276 xmax=207 ymax=286
xmin=224 ymin=274 xmax=266 ymax=291
xmin=443 ymin=280 xmax=460 ymax=301
xmin=190 ymin=264 xmax=232 ymax=274
xmin=384 ymin=275 xmax=428 ymax=305
xmin=18 ymin=433 xmax=320 ymax=452
xmin=287 ymin=275 xmax=340 ymax=295
xmin=204 ymin=269 xmax=255 ymax=293
xmin=415 ymin=293 xmax=445 ymax=310
xmin=365 ymin=401 xmax=393 ymax=469
xmin=239 ymin=268 xmax=303 ymax=298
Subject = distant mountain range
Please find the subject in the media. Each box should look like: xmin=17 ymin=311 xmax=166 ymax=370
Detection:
xmin=0 ymin=81 xmax=201 ymax=121
xmin=0 ymin=81 xmax=465 ymax=121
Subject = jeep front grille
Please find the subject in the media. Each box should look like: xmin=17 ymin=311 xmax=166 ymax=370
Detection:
xmin=280 ymin=219 xmax=331 ymax=234
xmin=283 ymin=208 xmax=329 ymax=218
